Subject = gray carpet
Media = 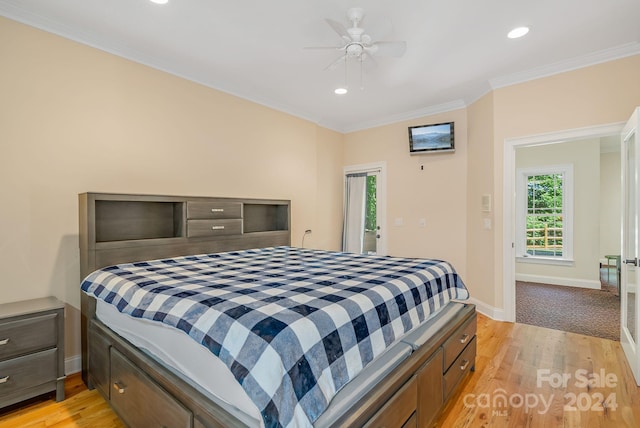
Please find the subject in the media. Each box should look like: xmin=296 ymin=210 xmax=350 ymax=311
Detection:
xmin=516 ymin=269 xmax=620 ymax=341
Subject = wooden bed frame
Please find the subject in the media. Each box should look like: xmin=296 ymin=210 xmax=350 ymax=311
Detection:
xmin=79 ymin=192 xmax=476 ymax=428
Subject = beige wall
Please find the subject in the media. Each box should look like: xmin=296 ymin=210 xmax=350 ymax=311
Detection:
xmin=314 ymin=125 xmax=345 ymax=250
xmin=466 ymin=92 xmax=496 ymax=306
xmin=343 ymin=110 xmax=469 ymax=278
xmin=515 ymin=139 xmax=601 ymax=288
xmin=600 ymin=151 xmax=622 ymax=258
xmin=488 ymin=55 xmax=640 ymax=311
xmin=0 ymin=17 xmax=344 ymax=362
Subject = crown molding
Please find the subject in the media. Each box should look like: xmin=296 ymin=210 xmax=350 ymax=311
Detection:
xmin=489 ymin=42 xmax=640 ymax=90
xmin=341 ymin=99 xmax=467 ymax=134
xmin=0 ymin=3 xmax=328 ymax=131
xmin=344 ymin=43 xmax=640 ymax=133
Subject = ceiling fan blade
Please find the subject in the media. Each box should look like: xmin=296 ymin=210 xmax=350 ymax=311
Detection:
xmin=370 ymin=41 xmax=407 ymax=57
xmin=324 ymin=54 xmax=347 ymax=71
xmin=325 ymin=18 xmax=351 ymax=43
xmin=303 ymin=46 xmax=344 ymax=51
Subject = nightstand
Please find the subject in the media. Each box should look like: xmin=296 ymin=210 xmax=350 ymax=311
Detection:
xmin=0 ymin=297 xmax=66 ymax=408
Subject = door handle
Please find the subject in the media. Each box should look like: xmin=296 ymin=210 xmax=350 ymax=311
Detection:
xmin=624 ymin=258 xmax=638 ymax=266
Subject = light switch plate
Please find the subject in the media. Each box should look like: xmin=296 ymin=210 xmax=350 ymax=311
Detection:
xmin=481 ymin=194 xmax=492 ymax=212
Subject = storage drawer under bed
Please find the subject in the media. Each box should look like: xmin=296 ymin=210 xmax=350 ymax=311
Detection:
xmin=110 ymin=347 xmax=192 ymax=428
xmin=442 ymin=312 xmax=476 ymax=371
xmin=363 ymin=375 xmax=417 ymax=428
xmin=443 ymin=336 xmax=476 ymax=400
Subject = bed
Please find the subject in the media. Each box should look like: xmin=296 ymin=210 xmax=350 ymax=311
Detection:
xmin=79 ymin=192 xmax=476 ymax=428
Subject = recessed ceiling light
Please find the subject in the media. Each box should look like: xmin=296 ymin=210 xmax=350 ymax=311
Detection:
xmin=334 ymin=88 xmax=348 ymax=95
xmin=150 ymin=0 xmax=169 ymax=4
xmin=508 ymin=26 xmax=529 ymax=39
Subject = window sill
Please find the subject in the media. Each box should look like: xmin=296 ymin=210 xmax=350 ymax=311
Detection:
xmin=516 ymin=256 xmax=574 ymax=267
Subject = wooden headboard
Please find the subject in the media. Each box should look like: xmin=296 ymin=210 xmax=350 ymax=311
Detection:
xmin=79 ymin=192 xmax=291 ymax=278
xmin=78 ymin=192 xmax=291 ymax=383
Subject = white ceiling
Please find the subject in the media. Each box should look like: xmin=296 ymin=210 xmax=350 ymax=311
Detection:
xmin=1 ymin=0 xmax=639 ymax=133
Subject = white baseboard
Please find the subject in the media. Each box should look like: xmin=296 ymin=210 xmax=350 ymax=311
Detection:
xmin=515 ymin=273 xmax=602 ymax=290
xmin=466 ymin=297 xmax=507 ymax=321
xmin=65 ymin=354 xmax=82 ymax=375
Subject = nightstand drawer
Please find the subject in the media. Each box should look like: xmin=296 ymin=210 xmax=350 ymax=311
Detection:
xmin=0 ymin=348 xmax=57 ymax=397
xmin=0 ymin=313 xmax=58 ymax=360
xmin=187 ymin=219 xmax=242 ymax=238
xmin=187 ymin=201 xmax=242 ymax=219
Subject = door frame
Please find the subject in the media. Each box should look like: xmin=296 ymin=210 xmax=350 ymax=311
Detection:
xmin=621 ymin=107 xmax=640 ymax=385
xmin=344 ymin=161 xmax=387 ymax=255
xmin=502 ymin=123 xmax=624 ymax=322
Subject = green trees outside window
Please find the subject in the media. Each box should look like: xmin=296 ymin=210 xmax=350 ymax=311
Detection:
xmin=526 ymin=173 xmax=563 ymax=256
xmin=365 ymin=175 xmax=377 ymax=231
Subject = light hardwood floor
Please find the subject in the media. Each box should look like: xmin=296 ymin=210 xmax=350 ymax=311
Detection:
xmin=1 ymin=314 xmax=639 ymax=427
xmin=438 ymin=314 xmax=640 ymax=427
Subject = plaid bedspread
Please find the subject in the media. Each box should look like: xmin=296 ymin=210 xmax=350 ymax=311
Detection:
xmin=81 ymin=246 xmax=469 ymax=428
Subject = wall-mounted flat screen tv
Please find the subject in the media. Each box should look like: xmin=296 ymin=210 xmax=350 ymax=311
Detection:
xmin=408 ymin=121 xmax=455 ymax=154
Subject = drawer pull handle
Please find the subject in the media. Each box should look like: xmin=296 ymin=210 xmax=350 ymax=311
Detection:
xmin=113 ymin=382 xmax=126 ymax=394
xmin=211 ymin=208 xmax=224 ymax=213
xmin=0 ymin=376 xmax=9 ymax=384
xmin=460 ymin=359 xmax=470 ymax=371
xmin=0 ymin=338 xmax=8 ymax=346
xmin=459 ymin=333 xmax=470 ymax=344
xmin=211 ymin=225 xmax=225 ymax=230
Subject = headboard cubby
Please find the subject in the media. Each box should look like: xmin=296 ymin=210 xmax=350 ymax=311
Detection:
xmin=95 ymin=200 xmax=184 ymax=242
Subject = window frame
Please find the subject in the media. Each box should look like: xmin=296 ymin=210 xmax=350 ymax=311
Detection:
xmin=515 ymin=164 xmax=574 ymax=265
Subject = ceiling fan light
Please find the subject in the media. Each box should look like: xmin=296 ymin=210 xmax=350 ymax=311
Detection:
xmin=507 ymin=26 xmax=529 ymax=39
xmin=334 ymin=88 xmax=348 ymax=95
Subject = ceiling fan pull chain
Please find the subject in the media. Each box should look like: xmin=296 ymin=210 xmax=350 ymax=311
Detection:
xmin=344 ymin=54 xmax=348 ymax=89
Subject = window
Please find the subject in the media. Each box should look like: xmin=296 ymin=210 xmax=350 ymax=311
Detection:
xmin=516 ymin=165 xmax=573 ymax=264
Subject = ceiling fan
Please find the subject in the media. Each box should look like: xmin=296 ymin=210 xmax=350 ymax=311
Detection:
xmin=306 ymin=7 xmax=407 ymax=70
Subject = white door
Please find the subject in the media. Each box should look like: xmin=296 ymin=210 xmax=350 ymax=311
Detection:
xmin=621 ymin=107 xmax=640 ymax=386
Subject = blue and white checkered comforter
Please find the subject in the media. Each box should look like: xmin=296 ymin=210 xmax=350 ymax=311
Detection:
xmin=81 ymin=246 xmax=469 ymax=428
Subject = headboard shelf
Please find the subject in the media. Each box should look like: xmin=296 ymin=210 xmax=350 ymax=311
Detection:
xmin=95 ymin=200 xmax=184 ymax=242
xmin=244 ymin=203 xmax=289 ymax=233
xmin=79 ymin=192 xmax=291 ymax=279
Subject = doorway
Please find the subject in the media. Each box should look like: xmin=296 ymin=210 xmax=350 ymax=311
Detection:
xmin=511 ymin=135 xmax=621 ymax=340
xmin=343 ymin=162 xmax=387 ymax=255
xmin=502 ymin=123 xmax=624 ymax=323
